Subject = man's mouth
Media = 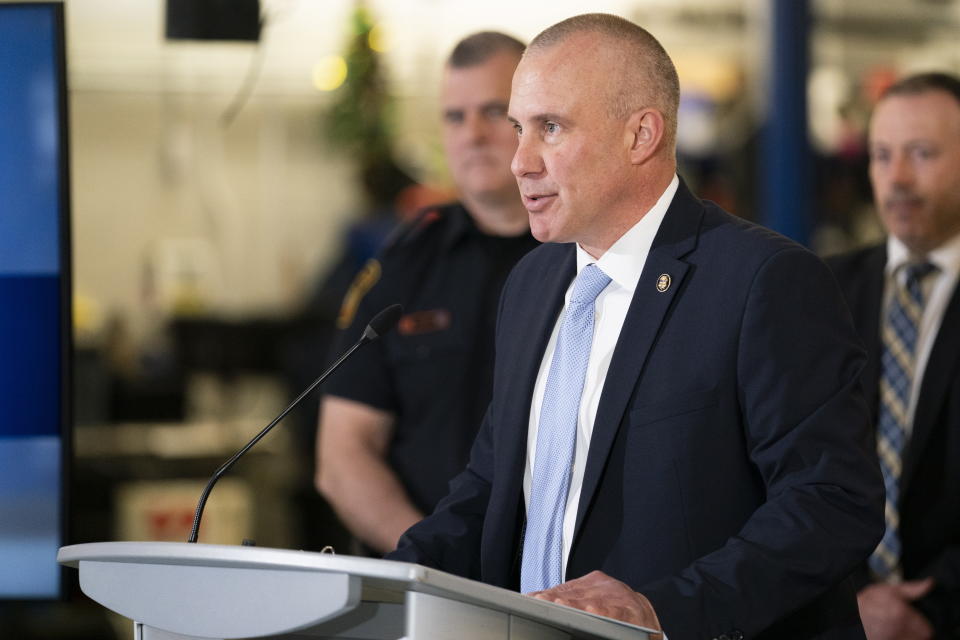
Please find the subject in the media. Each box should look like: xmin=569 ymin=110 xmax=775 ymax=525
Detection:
xmin=884 ymin=196 xmax=924 ymax=214
xmin=462 ymin=155 xmax=495 ymax=167
xmin=522 ymin=193 xmax=557 ymax=212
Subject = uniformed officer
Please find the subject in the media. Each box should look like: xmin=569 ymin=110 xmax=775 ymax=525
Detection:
xmin=316 ymin=32 xmax=536 ymax=554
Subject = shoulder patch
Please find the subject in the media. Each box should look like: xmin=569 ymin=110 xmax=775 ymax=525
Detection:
xmin=337 ymin=259 xmax=382 ymax=329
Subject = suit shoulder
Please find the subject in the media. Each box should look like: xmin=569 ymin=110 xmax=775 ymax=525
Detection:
xmin=697 ymin=202 xmax=815 ymax=266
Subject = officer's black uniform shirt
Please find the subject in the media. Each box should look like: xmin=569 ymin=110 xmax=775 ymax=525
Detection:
xmin=325 ymin=202 xmax=539 ymax=515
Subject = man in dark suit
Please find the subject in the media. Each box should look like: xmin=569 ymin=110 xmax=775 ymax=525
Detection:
xmin=388 ymin=14 xmax=884 ymax=639
xmin=827 ymin=73 xmax=960 ymax=640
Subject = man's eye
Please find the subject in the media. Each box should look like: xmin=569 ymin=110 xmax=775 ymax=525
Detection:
xmin=545 ymin=122 xmax=560 ymax=134
xmin=485 ymin=105 xmax=507 ymax=120
xmin=513 ymin=123 xmax=523 ymax=136
xmin=444 ymin=112 xmax=464 ymax=124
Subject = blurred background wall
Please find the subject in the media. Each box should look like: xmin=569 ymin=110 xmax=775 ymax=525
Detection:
xmin=66 ymin=0 xmax=960 ymax=345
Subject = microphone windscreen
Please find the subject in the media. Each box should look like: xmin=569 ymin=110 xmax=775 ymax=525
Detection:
xmin=366 ymin=303 xmax=403 ymax=339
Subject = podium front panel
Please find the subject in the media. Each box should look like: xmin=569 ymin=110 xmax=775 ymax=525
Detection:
xmin=81 ymin=559 xmax=360 ymax=638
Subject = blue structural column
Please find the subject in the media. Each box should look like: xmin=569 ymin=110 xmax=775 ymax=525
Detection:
xmin=762 ymin=0 xmax=811 ymax=246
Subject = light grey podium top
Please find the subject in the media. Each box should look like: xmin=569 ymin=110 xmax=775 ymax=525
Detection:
xmin=59 ymin=542 xmax=652 ymax=640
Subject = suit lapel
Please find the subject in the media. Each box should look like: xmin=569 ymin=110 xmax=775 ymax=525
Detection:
xmin=573 ymin=182 xmax=700 ymax=539
xmin=501 ymin=245 xmax=576 ymax=501
xmin=902 ymin=280 xmax=960 ymax=495
xmin=857 ymin=247 xmax=887 ymax=422
xmin=483 ymin=245 xmax=574 ymax=588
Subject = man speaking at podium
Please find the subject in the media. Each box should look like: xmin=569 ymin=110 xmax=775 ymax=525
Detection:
xmin=388 ymin=14 xmax=885 ymax=640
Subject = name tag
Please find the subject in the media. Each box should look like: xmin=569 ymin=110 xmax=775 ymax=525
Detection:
xmin=398 ymin=309 xmax=451 ymax=336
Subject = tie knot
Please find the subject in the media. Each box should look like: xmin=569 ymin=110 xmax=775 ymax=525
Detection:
xmin=569 ymin=264 xmax=611 ymax=304
xmin=902 ymin=261 xmax=938 ymax=285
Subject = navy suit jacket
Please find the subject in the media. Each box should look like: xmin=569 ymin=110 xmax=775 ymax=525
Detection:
xmin=828 ymin=244 xmax=960 ymax=637
xmin=389 ymin=182 xmax=885 ymax=640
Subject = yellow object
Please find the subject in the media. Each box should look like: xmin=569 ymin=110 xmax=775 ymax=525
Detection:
xmin=313 ymin=55 xmax=348 ymax=92
xmin=337 ymin=259 xmax=382 ymax=329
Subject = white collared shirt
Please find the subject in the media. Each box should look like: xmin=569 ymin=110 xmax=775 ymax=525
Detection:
xmin=523 ymin=175 xmax=679 ymax=578
xmin=884 ymin=231 xmax=960 ymax=432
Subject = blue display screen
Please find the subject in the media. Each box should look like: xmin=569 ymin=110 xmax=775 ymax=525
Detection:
xmin=0 ymin=2 xmax=69 ymax=599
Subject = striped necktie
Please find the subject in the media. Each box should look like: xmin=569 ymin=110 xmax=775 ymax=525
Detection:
xmin=521 ymin=264 xmax=611 ymax=593
xmin=869 ymin=260 xmax=937 ymax=580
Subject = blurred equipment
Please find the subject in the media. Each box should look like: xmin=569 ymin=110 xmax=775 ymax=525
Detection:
xmin=186 ymin=304 xmax=402 ymax=543
xmin=165 ymin=0 xmax=261 ymax=42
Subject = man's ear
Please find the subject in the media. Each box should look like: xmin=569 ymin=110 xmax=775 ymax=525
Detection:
xmin=626 ymin=108 xmax=665 ymax=165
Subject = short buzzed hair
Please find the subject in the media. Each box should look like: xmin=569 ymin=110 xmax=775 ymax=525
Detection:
xmin=528 ymin=13 xmax=680 ymax=147
xmin=448 ymin=31 xmax=525 ymax=69
xmin=880 ymin=71 xmax=960 ymax=109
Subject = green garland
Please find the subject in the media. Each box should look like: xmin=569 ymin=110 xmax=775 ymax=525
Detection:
xmin=324 ymin=5 xmax=395 ymax=165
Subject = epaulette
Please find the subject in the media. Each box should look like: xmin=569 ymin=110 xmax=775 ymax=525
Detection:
xmin=380 ymin=205 xmax=448 ymax=254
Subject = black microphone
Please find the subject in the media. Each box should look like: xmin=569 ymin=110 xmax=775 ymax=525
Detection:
xmin=186 ymin=303 xmax=403 ymax=543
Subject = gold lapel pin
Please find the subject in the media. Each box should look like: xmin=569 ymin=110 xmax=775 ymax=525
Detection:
xmin=656 ymin=273 xmax=671 ymax=293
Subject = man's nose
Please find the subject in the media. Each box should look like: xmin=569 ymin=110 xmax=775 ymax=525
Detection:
xmin=889 ymin=153 xmax=914 ymax=187
xmin=463 ymin=112 xmax=488 ymax=143
xmin=511 ymin=133 xmax=541 ymax=177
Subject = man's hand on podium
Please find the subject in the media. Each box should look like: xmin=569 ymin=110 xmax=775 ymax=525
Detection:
xmin=526 ymin=570 xmax=663 ymax=638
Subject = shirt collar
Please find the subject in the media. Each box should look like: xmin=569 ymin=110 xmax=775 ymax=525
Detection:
xmin=575 ymin=174 xmax=679 ymax=293
xmin=886 ymin=230 xmax=960 ymax=281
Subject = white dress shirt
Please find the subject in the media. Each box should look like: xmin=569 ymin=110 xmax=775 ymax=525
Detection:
xmin=523 ymin=175 xmax=679 ymax=578
xmin=884 ymin=231 xmax=960 ymax=433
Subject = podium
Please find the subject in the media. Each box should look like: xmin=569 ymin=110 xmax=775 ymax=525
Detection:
xmin=58 ymin=542 xmax=652 ymax=640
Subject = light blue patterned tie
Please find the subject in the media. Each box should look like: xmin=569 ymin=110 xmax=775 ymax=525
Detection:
xmin=869 ymin=261 xmax=937 ymax=580
xmin=521 ymin=264 xmax=611 ymax=593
